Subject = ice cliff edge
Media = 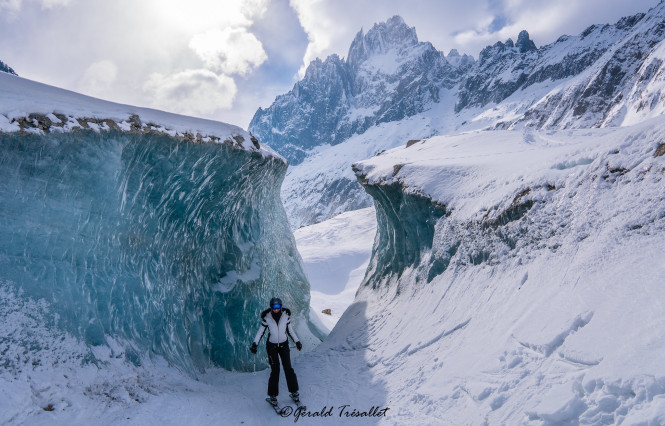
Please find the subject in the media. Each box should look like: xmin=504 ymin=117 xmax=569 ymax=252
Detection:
xmin=0 ymin=73 xmax=317 ymax=373
xmin=339 ymin=124 xmax=665 ymax=422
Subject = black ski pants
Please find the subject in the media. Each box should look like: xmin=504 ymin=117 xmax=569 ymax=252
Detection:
xmin=266 ymin=341 xmax=298 ymax=397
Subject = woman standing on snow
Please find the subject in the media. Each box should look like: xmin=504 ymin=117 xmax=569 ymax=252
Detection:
xmin=250 ymin=297 xmax=302 ymax=406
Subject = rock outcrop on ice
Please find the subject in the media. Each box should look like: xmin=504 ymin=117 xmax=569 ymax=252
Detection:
xmin=0 ymin=73 xmax=319 ymax=373
xmin=0 ymin=59 xmax=17 ymax=76
xmin=253 ymin=3 xmax=665 ymax=228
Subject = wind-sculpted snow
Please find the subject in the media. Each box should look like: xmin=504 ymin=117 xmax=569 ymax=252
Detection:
xmin=342 ymin=121 xmax=665 ymax=422
xmin=0 ymin=75 xmax=315 ymax=374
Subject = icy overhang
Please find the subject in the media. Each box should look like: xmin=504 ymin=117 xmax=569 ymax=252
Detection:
xmin=0 ymin=73 xmax=314 ymax=373
xmin=352 ymin=121 xmax=664 ymax=221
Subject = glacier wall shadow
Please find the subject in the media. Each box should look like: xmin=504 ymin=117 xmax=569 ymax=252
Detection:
xmin=0 ymin=130 xmax=311 ymax=373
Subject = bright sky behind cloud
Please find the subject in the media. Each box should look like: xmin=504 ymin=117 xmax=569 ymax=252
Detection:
xmin=0 ymin=0 xmax=659 ymax=128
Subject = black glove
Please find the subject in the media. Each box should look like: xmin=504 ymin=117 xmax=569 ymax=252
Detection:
xmin=250 ymin=343 xmax=257 ymax=354
xmin=295 ymin=341 xmax=302 ymax=351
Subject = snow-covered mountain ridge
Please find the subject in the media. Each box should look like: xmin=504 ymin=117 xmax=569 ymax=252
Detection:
xmin=249 ymin=15 xmax=472 ymax=165
xmin=323 ymin=118 xmax=665 ymax=423
xmin=255 ymin=2 xmax=665 ymax=228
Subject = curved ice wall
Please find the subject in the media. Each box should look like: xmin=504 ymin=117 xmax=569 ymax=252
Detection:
xmin=0 ymin=129 xmax=311 ymax=372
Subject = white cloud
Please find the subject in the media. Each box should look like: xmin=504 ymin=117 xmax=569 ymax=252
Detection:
xmin=240 ymin=0 xmax=269 ymax=20
xmin=80 ymin=60 xmax=118 ymax=97
xmin=189 ymin=27 xmax=267 ymax=76
xmin=288 ymin=0 xmax=493 ymax=76
xmin=0 ymin=0 xmax=21 ymax=14
xmin=288 ymin=0 xmax=659 ymax=73
xmin=450 ymin=0 xmax=658 ymax=55
xmin=289 ymin=0 xmax=354 ymax=77
xmin=137 ymin=0 xmax=269 ymax=116
xmin=40 ymin=0 xmax=72 ymax=9
xmin=1 ymin=0 xmax=659 ymax=128
xmin=0 ymin=0 xmax=71 ymax=15
xmin=147 ymin=0 xmax=268 ymax=34
xmin=143 ymin=69 xmax=237 ymax=115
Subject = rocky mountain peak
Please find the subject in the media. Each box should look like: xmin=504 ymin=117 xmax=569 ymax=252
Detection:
xmin=446 ymin=49 xmax=475 ymax=69
xmin=516 ymin=30 xmax=537 ymax=53
xmin=347 ymin=15 xmax=418 ymax=69
xmin=303 ymin=54 xmax=345 ymax=81
xmin=477 ymin=30 xmax=537 ymax=66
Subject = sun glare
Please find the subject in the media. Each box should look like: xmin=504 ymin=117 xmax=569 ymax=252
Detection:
xmin=150 ymin=0 xmax=264 ymax=33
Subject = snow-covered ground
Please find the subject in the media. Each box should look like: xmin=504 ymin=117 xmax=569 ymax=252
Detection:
xmin=343 ymin=117 xmax=665 ymax=423
xmin=0 ymin=277 xmax=388 ymax=425
xmin=294 ymin=207 xmax=377 ymax=332
xmin=7 ymin=116 xmax=664 ymax=424
xmin=0 ymin=73 xmax=382 ymax=424
xmin=0 ymin=205 xmax=379 ymax=425
xmin=4 ymin=117 xmax=665 ymax=424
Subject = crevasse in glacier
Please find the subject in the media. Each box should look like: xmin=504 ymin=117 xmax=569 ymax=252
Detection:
xmin=0 ymin=129 xmax=313 ymax=372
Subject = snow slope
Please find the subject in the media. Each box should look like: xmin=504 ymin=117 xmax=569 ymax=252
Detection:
xmin=338 ymin=117 xmax=665 ymax=423
xmin=294 ymin=207 xmax=377 ymax=332
xmin=5 ymin=120 xmax=664 ymax=424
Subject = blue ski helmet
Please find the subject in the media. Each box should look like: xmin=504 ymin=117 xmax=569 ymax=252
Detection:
xmin=270 ymin=297 xmax=282 ymax=309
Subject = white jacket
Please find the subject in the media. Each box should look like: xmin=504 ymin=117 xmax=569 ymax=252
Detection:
xmin=253 ymin=308 xmax=300 ymax=345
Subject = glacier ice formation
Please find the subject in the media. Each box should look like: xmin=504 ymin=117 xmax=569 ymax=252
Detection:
xmin=0 ymin=84 xmax=315 ymax=372
xmin=339 ymin=121 xmax=665 ymax=422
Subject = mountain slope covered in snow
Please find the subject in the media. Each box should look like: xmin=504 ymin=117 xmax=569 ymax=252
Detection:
xmin=249 ymin=15 xmax=472 ymax=166
xmin=255 ymin=2 xmax=665 ymax=228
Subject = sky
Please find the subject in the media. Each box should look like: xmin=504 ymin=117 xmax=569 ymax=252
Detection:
xmin=0 ymin=0 xmax=659 ymax=129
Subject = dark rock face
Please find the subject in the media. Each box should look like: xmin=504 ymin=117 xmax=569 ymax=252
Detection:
xmin=507 ymin=10 xmax=662 ymax=128
xmin=454 ymin=24 xmax=627 ymax=113
xmin=0 ymin=60 xmax=17 ymax=76
xmin=249 ymin=16 xmax=472 ymax=165
xmin=516 ymin=30 xmax=537 ymax=53
xmin=251 ymin=54 xmax=353 ymax=164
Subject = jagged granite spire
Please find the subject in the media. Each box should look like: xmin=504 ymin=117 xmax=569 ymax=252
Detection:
xmin=516 ymin=30 xmax=537 ymax=52
xmin=446 ymin=49 xmax=475 ymax=69
xmin=347 ymin=16 xmax=419 ymax=71
xmin=250 ymin=15 xmax=467 ymax=165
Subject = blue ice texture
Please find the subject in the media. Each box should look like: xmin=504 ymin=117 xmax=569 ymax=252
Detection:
xmin=0 ymin=130 xmax=313 ymax=373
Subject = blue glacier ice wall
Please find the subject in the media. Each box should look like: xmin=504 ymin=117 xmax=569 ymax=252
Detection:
xmin=0 ymin=129 xmax=312 ymax=372
xmin=356 ymin=179 xmax=447 ymax=289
